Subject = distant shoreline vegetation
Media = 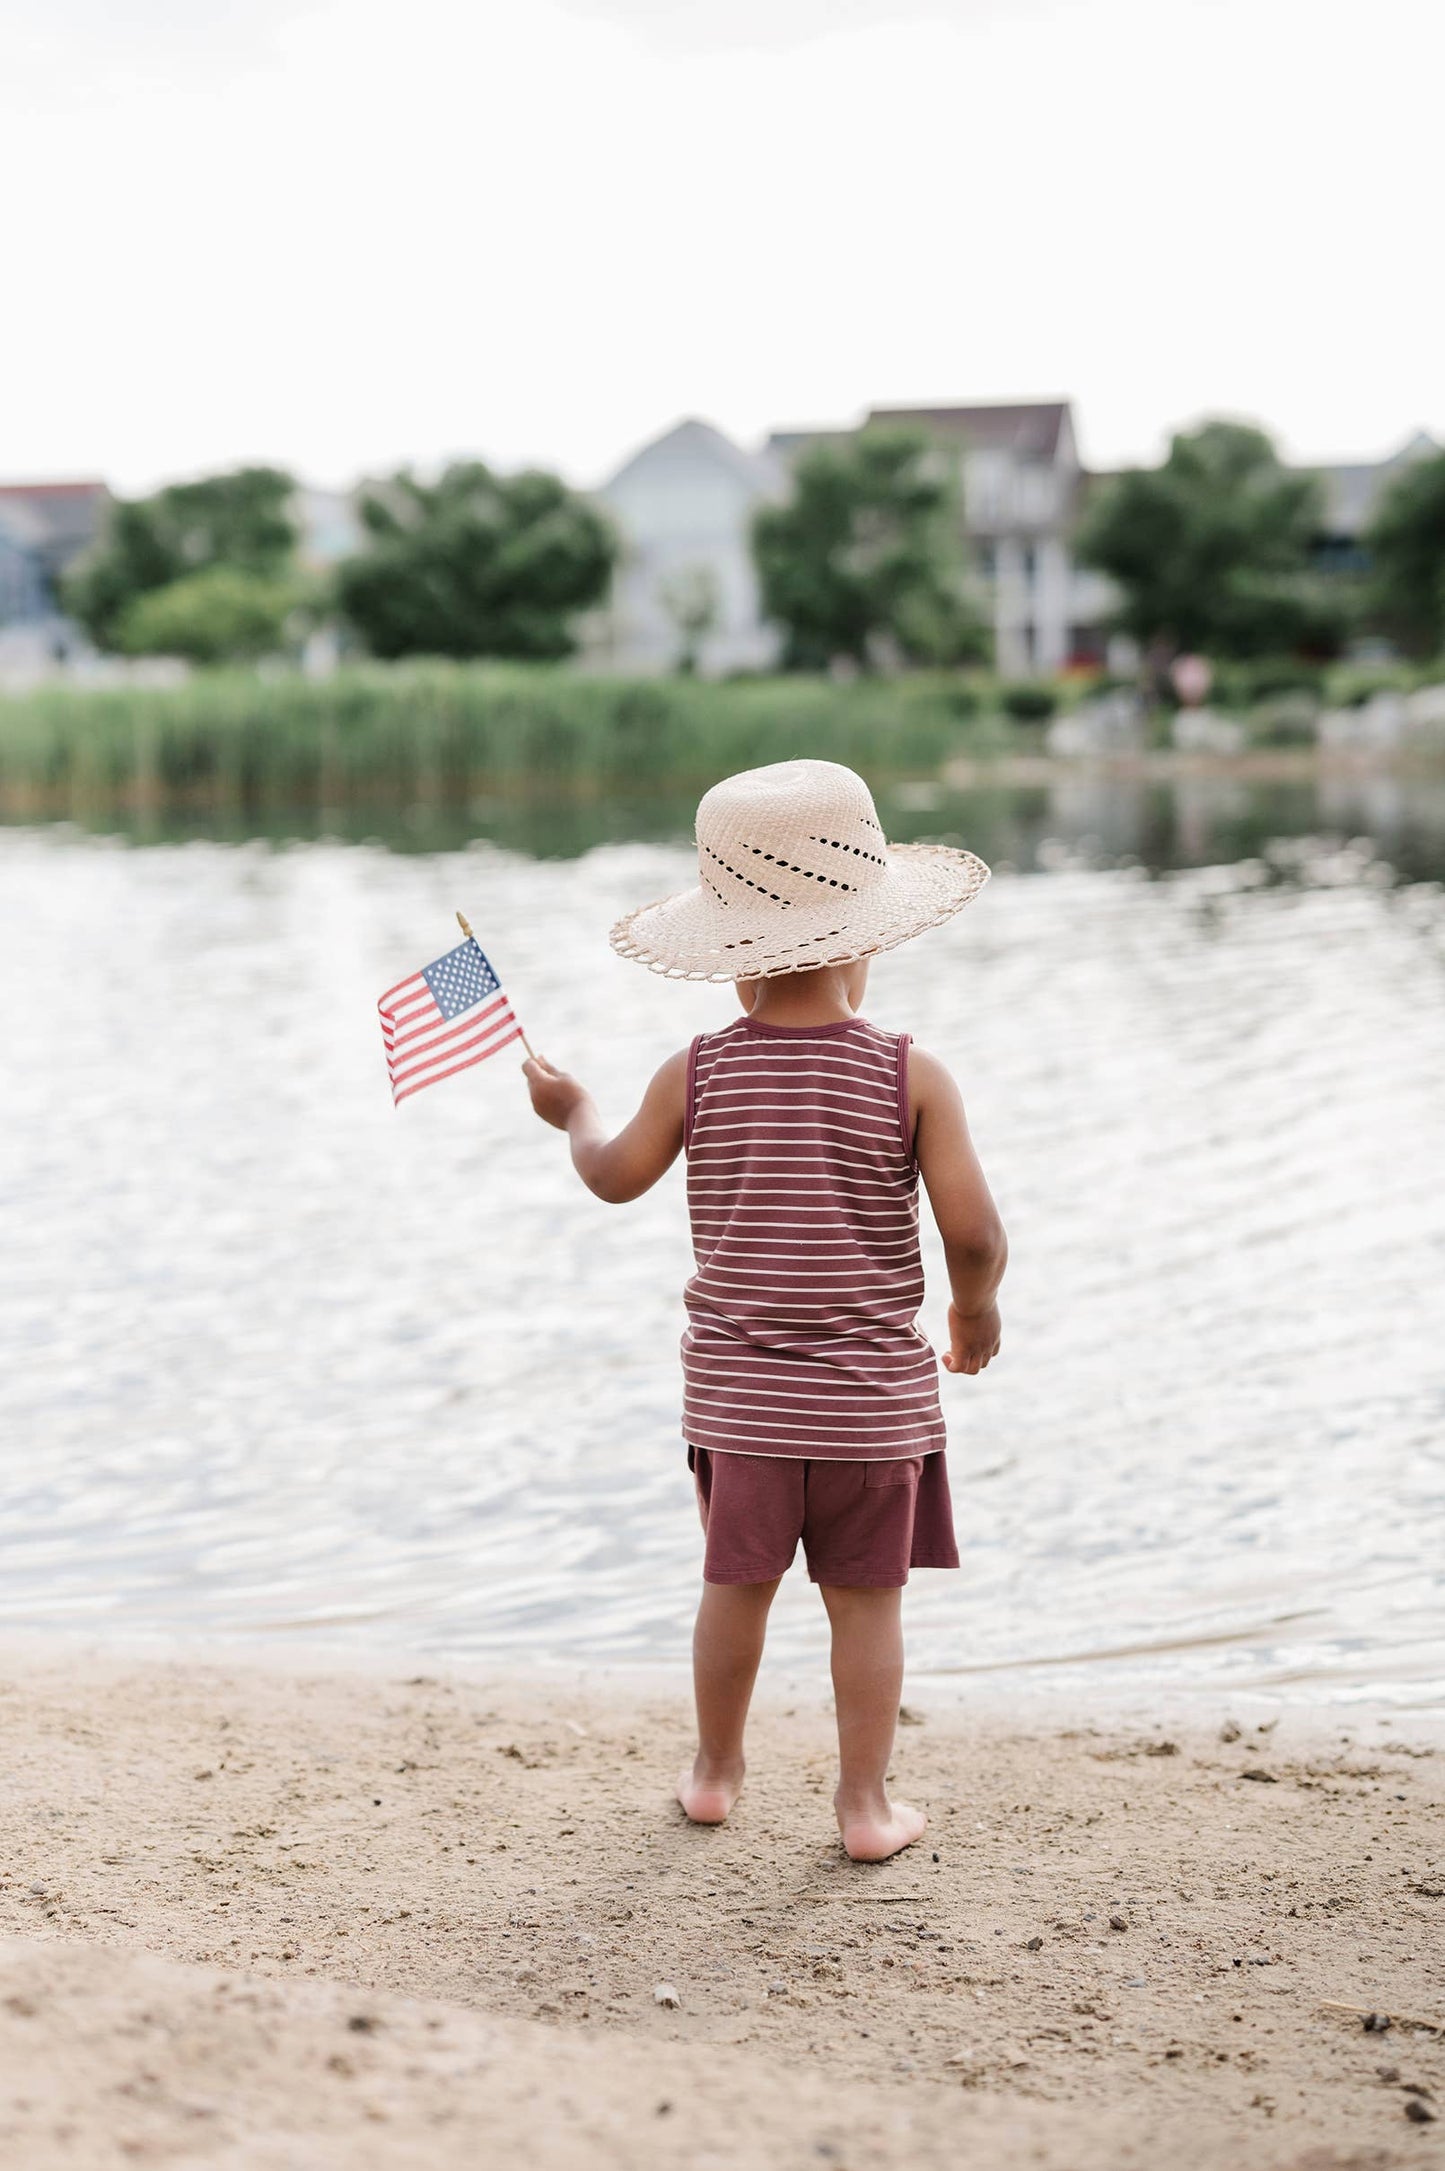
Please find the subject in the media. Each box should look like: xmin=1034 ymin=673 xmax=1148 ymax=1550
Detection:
xmin=3 ymin=660 xmax=1442 ymax=856
xmin=0 ymin=664 xmax=1014 ymax=831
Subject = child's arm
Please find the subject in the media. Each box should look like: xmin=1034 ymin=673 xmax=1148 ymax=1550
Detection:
xmin=523 ymin=1050 xmax=687 ymax=1204
xmin=909 ymin=1047 xmax=1008 ymax=1375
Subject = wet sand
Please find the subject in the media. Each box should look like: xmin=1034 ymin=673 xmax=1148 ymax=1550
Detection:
xmin=0 ymin=1645 xmax=1441 ymax=2166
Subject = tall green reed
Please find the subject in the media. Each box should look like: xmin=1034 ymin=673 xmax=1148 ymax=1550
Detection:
xmin=0 ymin=664 xmax=1004 ymax=830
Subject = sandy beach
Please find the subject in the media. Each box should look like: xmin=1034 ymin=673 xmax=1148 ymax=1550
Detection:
xmin=0 ymin=1646 xmax=1440 ymax=2166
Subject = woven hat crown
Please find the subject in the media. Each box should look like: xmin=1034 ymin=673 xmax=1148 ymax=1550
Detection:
xmin=695 ymin=760 xmax=891 ymax=917
xmin=610 ymin=755 xmax=988 ymax=980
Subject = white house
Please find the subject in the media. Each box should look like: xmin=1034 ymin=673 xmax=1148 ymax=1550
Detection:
xmin=771 ymin=400 xmax=1115 ymax=677
xmin=588 ymin=418 xmax=784 ymax=676
xmin=294 ymin=484 xmax=363 ymax=569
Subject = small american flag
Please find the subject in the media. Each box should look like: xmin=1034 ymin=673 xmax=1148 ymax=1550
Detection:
xmin=378 ymin=933 xmax=523 ymax=1106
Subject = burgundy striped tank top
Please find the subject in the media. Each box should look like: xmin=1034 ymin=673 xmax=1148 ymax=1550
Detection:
xmin=681 ymin=1015 xmax=945 ymax=1461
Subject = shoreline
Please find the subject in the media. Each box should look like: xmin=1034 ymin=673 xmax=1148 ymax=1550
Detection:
xmin=5 ymin=1622 xmax=1442 ymax=1748
xmin=1 ymin=1640 xmax=1441 ymax=2165
xmin=3 ymin=736 xmax=1443 ymax=837
xmin=942 ymin=741 xmax=1445 ymax=790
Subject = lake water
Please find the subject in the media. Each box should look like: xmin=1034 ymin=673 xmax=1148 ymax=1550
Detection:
xmin=3 ymin=765 xmax=1444 ymax=1711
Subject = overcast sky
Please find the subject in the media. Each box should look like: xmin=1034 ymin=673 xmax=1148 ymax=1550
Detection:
xmin=2 ymin=0 xmax=1439 ymax=494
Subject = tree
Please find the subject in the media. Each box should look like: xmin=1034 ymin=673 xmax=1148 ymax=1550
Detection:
xmin=751 ymin=427 xmax=986 ymax=672
xmin=1365 ymin=451 xmax=1445 ymax=655
xmin=66 ymin=467 xmax=299 ymax=650
xmin=334 ymin=461 xmax=616 ymax=662
xmin=116 ymin=566 xmax=301 ymax=665
xmin=658 ymin=562 xmax=720 ymax=674
xmin=1075 ymin=420 xmax=1339 ymax=660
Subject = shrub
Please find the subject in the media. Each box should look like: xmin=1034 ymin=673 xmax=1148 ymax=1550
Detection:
xmin=1324 ymin=661 xmax=1421 ymax=709
xmin=999 ymin=682 xmax=1059 ymax=723
xmin=1247 ymin=693 xmax=1319 ymax=746
xmin=1211 ymin=658 xmax=1326 ymax=710
xmin=1243 ymin=662 xmax=1325 ymax=702
xmin=117 ymin=567 xmax=303 ymax=665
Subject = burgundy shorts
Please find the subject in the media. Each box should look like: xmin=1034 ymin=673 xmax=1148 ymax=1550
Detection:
xmin=688 ymin=1445 xmax=959 ymax=1588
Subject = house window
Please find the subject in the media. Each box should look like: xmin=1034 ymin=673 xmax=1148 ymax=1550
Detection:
xmin=976 ymin=542 xmax=996 ymax=579
xmin=1021 ymin=544 xmax=1036 ymax=583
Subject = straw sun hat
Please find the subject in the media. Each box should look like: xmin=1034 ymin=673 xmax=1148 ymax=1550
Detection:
xmin=609 ymin=758 xmax=990 ymax=982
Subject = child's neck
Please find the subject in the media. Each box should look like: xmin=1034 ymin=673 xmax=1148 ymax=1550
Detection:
xmin=741 ymin=965 xmax=864 ymax=1029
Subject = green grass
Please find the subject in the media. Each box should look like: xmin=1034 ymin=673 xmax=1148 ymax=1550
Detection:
xmin=0 ymin=663 xmax=1013 ymax=828
xmin=9 ymin=655 xmax=1439 ymax=846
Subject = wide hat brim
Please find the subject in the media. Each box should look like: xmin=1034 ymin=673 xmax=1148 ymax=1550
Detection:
xmin=609 ymin=840 xmax=990 ymax=981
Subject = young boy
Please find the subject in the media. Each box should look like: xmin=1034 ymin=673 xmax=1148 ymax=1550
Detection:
xmin=524 ymin=758 xmax=1006 ymax=1862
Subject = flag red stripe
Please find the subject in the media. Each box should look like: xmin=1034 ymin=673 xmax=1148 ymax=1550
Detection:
xmin=384 ymin=999 xmax=515 ymax=1081
xmin=386 ymin=990 xmax=508 ymax=1061
xmin=390 ymin=1010 xmax=518 ymax=1089
xmin=381 ymin=991 xmax=439 ymax=1035
xmin=393 ymin=1026 xmax=522 ymax=1104
xmin=377 ymin=967 xmax=428 ymax=1010
xmin=381 ymin=1003 xmax=443 ymax=1048
xmin=381 ymin=1001 xmax=443 ymax=1050
xmin=388 ymin=1002 xmax=519 ymax=1089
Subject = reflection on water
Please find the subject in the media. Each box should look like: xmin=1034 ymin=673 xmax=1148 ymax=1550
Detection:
xmin=30 ymin=757 xmax=1445 ymax=883
xmin=903 ymin=762 xmax=1445 ymax=887
xmin=1 ymin=806 xmax=1443 ymax=1707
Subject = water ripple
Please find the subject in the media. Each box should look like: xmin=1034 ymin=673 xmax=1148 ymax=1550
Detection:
xmin=1 ymin=826 xmax=1442 ymax=1708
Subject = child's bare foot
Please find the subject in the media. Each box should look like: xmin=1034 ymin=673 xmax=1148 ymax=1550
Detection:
xmin=835 ymin=1792 xmax=928 ymax=1862
xmin=677 ymin=1756 xmax=745 ymax=1824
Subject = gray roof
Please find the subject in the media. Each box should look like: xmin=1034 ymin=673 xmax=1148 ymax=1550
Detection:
xmin=763 ymin=426 xmax=855 ymax=462
xmin=866 ymin=401 xmax=1072 ymax=460
xmin=767 ymin=402 xmax=1075 ymax=468
xmin=0 ymin=481 xmax=110 ymax=570
xmin=602 ymin=418 xmax=781 ymax=497
xmin=1313 ymin=433 xmax=1439 ymax=535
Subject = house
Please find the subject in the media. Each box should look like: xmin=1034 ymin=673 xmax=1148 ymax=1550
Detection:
xmin=588 ymin=418 xmax=784 ymax=676
xmin=870 ymin=401 xmax=1115 ymax=674
xmin=0 ymin=480 xmax=111 ymax=612
xmin=768 ymin=400 xmax=1115 ymax=676
xmin=294 ymin=484 xmax=363 ymax=569
xmin=0 ymin=500 xmax=51 ymax=628
xmin=0 ymin=481 xmax=110 ymax=682
xmin=1310 ymin=430 xmax=1439 ymax=575
xmin=592 ymin=404 xmax=1114 ymax=679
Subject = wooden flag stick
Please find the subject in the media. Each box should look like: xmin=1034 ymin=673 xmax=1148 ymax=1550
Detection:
xmin=456 ymin=911 xmax=537 ymax=1061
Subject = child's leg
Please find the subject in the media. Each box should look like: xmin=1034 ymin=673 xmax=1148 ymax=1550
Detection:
xmin=677 ymin=1577 xmax=781 ymax=1824
xmin=819 ymin=1584 xmax=928 ymax=1861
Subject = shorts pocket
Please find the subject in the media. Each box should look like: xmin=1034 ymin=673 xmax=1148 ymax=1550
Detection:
xmin=864 ymin=1456 xmax=923 ymax=1488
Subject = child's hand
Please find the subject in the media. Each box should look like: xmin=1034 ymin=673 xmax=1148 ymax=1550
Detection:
xmin=522 ymin=1054 xmax=589 ymax=1131
xmin=942 ymin=1300 xmax=1002 ymax=1375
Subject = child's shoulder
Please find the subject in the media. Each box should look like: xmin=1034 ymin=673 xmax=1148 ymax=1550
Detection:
xmin=904 ymin=1041 xmax=963 ymax=1108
